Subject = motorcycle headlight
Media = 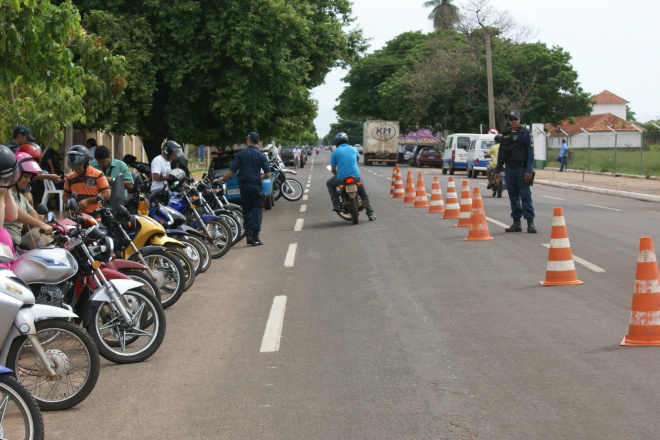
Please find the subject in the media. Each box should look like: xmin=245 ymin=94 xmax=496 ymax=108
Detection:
xmin=89 ymin=236 xmax=114 ymax=262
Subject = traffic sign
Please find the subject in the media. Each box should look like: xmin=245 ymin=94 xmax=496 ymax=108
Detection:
xmin=488 ymin=128 xmax=499 ymax=135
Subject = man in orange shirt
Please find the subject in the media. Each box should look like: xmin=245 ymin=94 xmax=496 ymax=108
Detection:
xmin=63 ymin=145 xmax=110 ymax=214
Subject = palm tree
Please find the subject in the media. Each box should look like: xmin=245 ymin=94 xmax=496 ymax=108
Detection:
xmin=424 ymin=0 xmax=459 ymax=31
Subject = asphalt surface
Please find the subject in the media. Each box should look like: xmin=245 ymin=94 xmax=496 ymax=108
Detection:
xmin=43 ymin=153 xmax=660 ymax=439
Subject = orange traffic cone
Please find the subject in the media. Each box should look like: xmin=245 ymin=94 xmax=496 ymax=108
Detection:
xmin=442 ymin=177 xmax=460 ymax=219
xmin=389 ymin=167 xmax=398 ymax=195
xmin=540 ymin=208 xmax=583 ymax=286
xmin=621 ymin=237 xmax=660 ymax=346
xmin=413 ymin=173 xmax=430 ymax=208
xmin=392 ymin=169 xmax=405 ymax=199
xmin=455 ymin=180 xmax=472 ymax=227
xmin=465 ymin=188 xmax=493 ymax=241
xmin=402 ymin=171 xmax=416 ymax=203
xmin=428 ymin=177 xmax=445 ymax=213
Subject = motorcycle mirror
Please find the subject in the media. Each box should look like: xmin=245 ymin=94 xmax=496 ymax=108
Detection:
xmin=0 ymin=242 xmax=14 ymax=263
xmin=70 ymin=192 xmax=78 ymax=202
xmin=44 ymin=212 xmax=55 ymax=224
xmin=35 ymin=203 xmax=49 ymax=215
xmin=118 ymin=205 xmax=130 ymax=216
xmin=67 ymin=197 xmax=79 ymax=212
xmin=96 ymin=193 xmax=103 ymax=203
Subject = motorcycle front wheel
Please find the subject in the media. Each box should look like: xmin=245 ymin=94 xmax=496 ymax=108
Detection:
xmin=119 ymin=269 xmax=162 ymax=303
xmin=141 ymin=250 xmax=185 ymax=308
xmin=178 ymin=234 xmax=212 ymax=273
xmin=164 ymin=246 xmax=196 ymax=292
xmin=198 ymin=219 xmax=232 ymax=259
xmin=7 ymin=320 xmax=101 ymax=411
xmin=87 ymin=287 xmax=166 ymax=364
xmin=0 ymin=374 xmax=44 ymax=439
xmin=281 ymin=179 xmax=303 ymax=201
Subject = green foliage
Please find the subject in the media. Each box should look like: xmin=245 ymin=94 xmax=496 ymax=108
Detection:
xmin=548 ymin=147 xmax=660 ymax=176
xmin=72 ymin=0 xmax=366 ymax=159
xmin=626 ymin=105 xmax=636 ymax=122
xmin=324 ymin=116 xmax=363 ymax=145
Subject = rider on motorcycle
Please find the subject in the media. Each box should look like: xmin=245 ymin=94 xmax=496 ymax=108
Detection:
xmin=326 ymin=132 xmax=376 ymax=221
xmin=486 ymin=134 xmax=502 ymax=189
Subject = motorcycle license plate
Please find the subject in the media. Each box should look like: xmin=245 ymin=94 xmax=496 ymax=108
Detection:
xmin=346 ymin=184 xmax=358 ymax=193
xmin=227 ymin=188 xmax=240 ymax=196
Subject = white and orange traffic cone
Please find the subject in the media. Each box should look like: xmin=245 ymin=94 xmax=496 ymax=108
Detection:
xmin=621 ymin=237 xmax=660 ymax=346
xmin=389 ymin=167 xmax=398 ymax=195
xmin=392 ymin=169 xmax=405 ymax=199
xmin=540 ymin=207 xmax=583 ymax=286
xmin=455 ymin=180 xmax=472 ymax=227
xmin=403 ymin=171 xmax=416 ymax=203
xmin=442 ymin=177 xmax=460 ymax=219
xmin=413 ymin=173 xmax=430 ymax=208
xmin=428 ymin=176 xmax=445 ymax=213
xmin=465 ymin=188 xmax=493 ymax=241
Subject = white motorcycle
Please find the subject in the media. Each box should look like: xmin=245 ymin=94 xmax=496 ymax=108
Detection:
xmin=0 ymin=241 xmax=100 ymax=411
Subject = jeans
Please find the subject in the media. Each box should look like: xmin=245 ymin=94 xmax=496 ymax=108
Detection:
xmin=504 ymin=167 xmax=534 ymax=220
xmin=559 ymin=156 xmax=566 ymax=172
xmin=239 ymin=182 xmax=263 ymax=232
xmin=326 ymin=176 xmax=374 ymax=215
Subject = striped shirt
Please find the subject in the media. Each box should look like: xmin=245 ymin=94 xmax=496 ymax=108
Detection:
xmin=64 ymin=166 xmax=110 ymax=214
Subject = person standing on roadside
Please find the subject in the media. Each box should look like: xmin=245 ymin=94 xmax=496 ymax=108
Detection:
xmin=397 ymin=143 xmax=406 ymax=164
xmin=293 ymin=145 xmax=302 ymax=169
xmin=559 ymin=139 xmax=568 ymax=172
xmin=493 ymin=110 xmax=536 ymax=233
xmin=6 ymin=125 xmax=35 ymax=153
xmin=216 ymin=132 xmax=270 ymax=246
xmin=85 ymin=138 xmax=98 ymax=160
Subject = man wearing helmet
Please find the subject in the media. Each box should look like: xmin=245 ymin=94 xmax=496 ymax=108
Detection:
xmin=327 ymin=132 xmax=376 ymax=221
xmin=151 ymin=140 xmax=183 ymax=193
xmin=63 ymin=145 xmax=111 ymax=215
xmin=485 ymin=134 xmax=502 ymax=189
xmin=5 ymin=153 xmax=53 ymax=248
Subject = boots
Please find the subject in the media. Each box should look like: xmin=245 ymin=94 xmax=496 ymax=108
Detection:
xmin=527 ymin=219 xmax=537 ymax=234
xmin=505 ymin=218 xmax=522 ymax=232
xmin=251 ymin=231 xmax=263 ymax=246
xmin=245 ymin=229 xmax=253 ymax=245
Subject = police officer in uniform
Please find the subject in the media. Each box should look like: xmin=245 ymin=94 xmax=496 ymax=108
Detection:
xmin=216 ymin=132 xmax=271 ymax=246
xmin=493 ymin=110 xmax=536 ymax=233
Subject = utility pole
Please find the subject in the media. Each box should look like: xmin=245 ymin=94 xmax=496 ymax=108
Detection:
xmin=486 ymin=32 xmax=495 ymax=129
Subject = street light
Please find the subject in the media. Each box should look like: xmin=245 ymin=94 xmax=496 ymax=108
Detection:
xmin=580 ymin=127 xmax=591 ymax=171
xmin=606 ymin=125 xmax=618 ymax=173
xmin=630 ymin=123 xmax=644 ymax=174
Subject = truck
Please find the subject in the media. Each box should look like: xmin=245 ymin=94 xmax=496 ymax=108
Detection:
xmin=362 ymin=120 xmax=400 ymax=166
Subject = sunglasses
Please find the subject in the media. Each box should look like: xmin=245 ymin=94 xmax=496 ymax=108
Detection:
xmin=508 ymin=117 xmax=519 ymax=121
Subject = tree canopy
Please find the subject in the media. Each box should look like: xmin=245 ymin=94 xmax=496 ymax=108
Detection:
xmin=70 ymin=0 xmax=365 ymax=159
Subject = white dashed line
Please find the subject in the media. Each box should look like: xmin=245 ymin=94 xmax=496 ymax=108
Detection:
xmin=303 ymin=195 xmax=308 ymax=201
xmin=542 ymin=244 xmax=606 ymax=272
xmin=284 ymin=243 xmax=297 ymax=267
xmin=300 ymin=204 xmax=307 ymax=212
xmin=486 ymin=217 xmax=509 ymax=228
xmin=306 ymin=183 xmax=310 ymax=188
xmin=294 ymin=218 xmax=304 ymax=231
xmin=586 ymin=204 xmax=621 ymax=211
xmin=541 ymin=195 xmax=564 ymax=200
xmin=260 ymin=295 xmax=287 ymax=353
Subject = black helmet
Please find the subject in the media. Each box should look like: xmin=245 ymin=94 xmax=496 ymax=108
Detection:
xmin=172 ymin=151 xmax=188 ymax=169
xmin=0 ymin=145 xmax=19 ymax=188
xmin=167 ymin=168 xmax=187 ymax=189
xmin=66 ymin=145 xmax=90 ymax=171
xmin=162 ymin=140 xmax=182 ymax=157
xmin=334 ymin=132 xmax=349 ymax=147
xmin=494 ymin=134 xmax=502 ymax=143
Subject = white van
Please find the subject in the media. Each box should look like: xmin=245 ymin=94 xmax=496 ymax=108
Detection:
xmin=441 ymin=133 xmax=479 ymax=175
xmin=466 ymin=134 xmax=496 ymax=178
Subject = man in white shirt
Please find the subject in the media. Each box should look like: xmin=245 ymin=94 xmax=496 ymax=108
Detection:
xmin=397 ymin=144 xmax=406 ymax=163
xmin=293 ymin=146 xmax=301 ymax=169
xmin=151 ymin=140 xmax=182 ymax=193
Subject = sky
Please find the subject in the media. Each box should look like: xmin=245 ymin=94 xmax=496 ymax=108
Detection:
xmin=311 ymin=0 xmax=660 ymax=138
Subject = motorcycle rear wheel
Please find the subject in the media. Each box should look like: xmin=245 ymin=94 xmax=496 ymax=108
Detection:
xmin=0 ymin=374 xmax=44 ymax=439
xmin=198 ymin=219 xmax=232 ymax=259
xmin=281 ymin=179 xmax=303 ymax=201
xmin=7 ymin=320 xmax=100 ymax=411
xmin=140 ymin=250 xmax=185 ymax=309
xmin=349 ymin=197 xmax=359 ymax=224
xmin=87 ymin=288 xmax=166 ymax=364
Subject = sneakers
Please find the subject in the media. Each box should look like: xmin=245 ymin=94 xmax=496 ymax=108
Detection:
xmin=368 ymin=214 xmax=376 ymax=221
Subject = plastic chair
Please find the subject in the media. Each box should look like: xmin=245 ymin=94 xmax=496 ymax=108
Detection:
xmin=41 ymin=179 xmax=64 ymax=210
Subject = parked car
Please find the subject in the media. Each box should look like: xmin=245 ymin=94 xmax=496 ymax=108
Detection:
xmin=355 ymin=144 xmax=364 ymax=154
xmin=208 ymin=151 xmax=275 ymax=209
xmin=466 ymin=134 xmax=496 ymax=178
xmin=416 ymin=148 xmax=443 ymax=168
xmin=403 ymin=146 xmax=415 ymax=163
xmin=409 ymin=145 xmax=427 ymax=167
xmin=442 ymin=133 xmax=479 ymax=175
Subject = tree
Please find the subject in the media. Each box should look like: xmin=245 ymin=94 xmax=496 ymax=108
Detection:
xmin=423 ymin=0 xmax=459 ymax=31
xmin=324 ymin=117 xmax=364 ymax=145
xmin=70 ymin=0 xmax=366 ymax=160
xmin=626 ymin=105 xmax=637 ymax=122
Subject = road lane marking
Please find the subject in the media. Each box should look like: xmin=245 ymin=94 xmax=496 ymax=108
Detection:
xmin=294 ymin=218 xmax=304 ymax=231
xmin=303 ymin=195 xmax=308 ymax=201
xmin=300 ymin=204 xmax=307 ymax=212
xmin=306 ymin=183 xmax=310 ymax=188
xmin=304 ymin=188 xmax=309 ymax=193
xmin=540 ymin=195 xmax=564 ymax=200
xmin=486 ymin=217 xmax=509 ymax=228
xmin=586 ymin=204 xmax=621 ymax=211
xmin=542 ymin=244 xmax=606 ymax=272
xmin=284 ymin=243 xmax=297 ymax=267
xmin=260 ymin=295 xmax=287 ymax=353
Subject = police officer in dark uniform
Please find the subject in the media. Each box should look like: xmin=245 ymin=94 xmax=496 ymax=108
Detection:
xmin=493 ymin=110 xmax=537 ymax=233
xmin=216 ymin=132 xmax=271 ymax=246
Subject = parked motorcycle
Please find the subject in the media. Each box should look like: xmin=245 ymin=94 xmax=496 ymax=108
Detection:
xmin=0 ymin=365 xmax=44 ymax=439
xmin=270 ymin=158 xmax=303 ymax=201
xmin=0 ymin=241 xmax=100 ymax=411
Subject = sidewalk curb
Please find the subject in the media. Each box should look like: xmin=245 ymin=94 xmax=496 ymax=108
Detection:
xmin=535 ymin=180 xmax=660 ymax=203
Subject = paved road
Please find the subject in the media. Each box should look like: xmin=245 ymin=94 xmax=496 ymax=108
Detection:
xmin=44 ymin=153 xmax=660 ymax=439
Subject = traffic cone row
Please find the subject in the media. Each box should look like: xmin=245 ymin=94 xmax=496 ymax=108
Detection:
xmin=443 ymin=178 xmax=460 ymax=219
xmin=427 ymin=177 xmax=445 ymax=213
xmin=389 ymin=167 xmax=398 ymax=195
xmin=392 ymin=168 xmax=405 ymax=199
xmin=402 ymin=171 xmax=416 ymax=203
xmin=465 ymin=188 xmax=492 ymax=241
xmin=455 ymin=180 xmax=472 ymax=227
xmin=540 ymin=208 xmax=583 ymax=286
xmin=413 ymin=173 xmax=429 ymax=208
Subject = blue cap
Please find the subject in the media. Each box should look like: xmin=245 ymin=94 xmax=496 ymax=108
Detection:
xmin=246 ymin=132 xmax=259 ymax=142
xmin=13 ymin=125 xmax=35 ymax=141
xmin=507 ymin=110 xmax=520 ymax=119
